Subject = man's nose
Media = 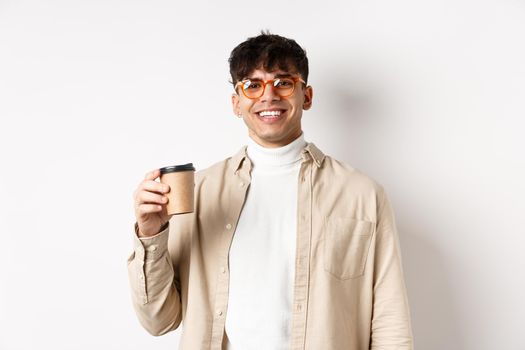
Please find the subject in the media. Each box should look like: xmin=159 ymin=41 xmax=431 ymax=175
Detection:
xmin=260 ymin=82 xmax=281 ymax=102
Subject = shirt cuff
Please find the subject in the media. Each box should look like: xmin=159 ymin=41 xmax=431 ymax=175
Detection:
xmin=133 ymin=222 xmax=170 ymax=261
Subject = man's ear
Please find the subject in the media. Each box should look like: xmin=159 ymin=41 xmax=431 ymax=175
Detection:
xmin=303 ymin=85 xmax=313 ymax=110
xmin=231 ymin=93 xmax=240 ymax=115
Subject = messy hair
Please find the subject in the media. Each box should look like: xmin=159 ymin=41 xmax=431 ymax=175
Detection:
xmin=228 ymin=30 xmax=309 ymax=87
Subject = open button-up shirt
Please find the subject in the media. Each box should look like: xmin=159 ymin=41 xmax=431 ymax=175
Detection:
xmin=127 ymin=143 xmax=413 ymax=350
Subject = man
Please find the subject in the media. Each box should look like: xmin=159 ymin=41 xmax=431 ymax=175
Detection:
xmin=128 ymin=32 xmax=413 ymax=350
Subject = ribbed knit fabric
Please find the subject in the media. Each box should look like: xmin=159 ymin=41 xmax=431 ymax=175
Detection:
xmin=224 ymin=134 xmax=307 ymax=350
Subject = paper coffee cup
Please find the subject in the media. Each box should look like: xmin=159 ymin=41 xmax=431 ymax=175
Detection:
xmin=159 ymin=163 xmax=195 ymax=215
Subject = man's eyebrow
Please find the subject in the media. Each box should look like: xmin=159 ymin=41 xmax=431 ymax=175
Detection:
xmin=274 ymin=73 xmax=294 ymax=78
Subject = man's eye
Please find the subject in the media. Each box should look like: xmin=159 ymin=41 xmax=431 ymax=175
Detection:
xmin=276 ymin=79 xmax=293 ymax=88
xmin=244 ymin=81 xmax=262 ymax=90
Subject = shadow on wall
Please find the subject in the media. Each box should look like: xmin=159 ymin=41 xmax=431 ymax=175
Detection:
xmin=400 ymin=224 xmax=463 ymax=350
xmin=324 ymin=65 xmax=464 ymax=349
xmin=308 ymin=64 xmax=391 ymax=173
xmin=313 ymin=84 xmax=385 ymax=166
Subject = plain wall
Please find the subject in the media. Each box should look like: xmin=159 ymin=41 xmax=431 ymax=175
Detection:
xmin=1 ymin=0 xmax=524 ymax=349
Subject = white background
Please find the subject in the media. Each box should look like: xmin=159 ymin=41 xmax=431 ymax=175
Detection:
xmin=1 ymin=0 xmax=524 ymax=349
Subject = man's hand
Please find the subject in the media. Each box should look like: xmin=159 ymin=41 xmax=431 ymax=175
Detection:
xmin=133 ymin=169 xmax=172 ymax=237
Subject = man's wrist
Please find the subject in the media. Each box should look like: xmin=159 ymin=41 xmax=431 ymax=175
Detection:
xmin=135 ymin=222 xmax=169 ymax=238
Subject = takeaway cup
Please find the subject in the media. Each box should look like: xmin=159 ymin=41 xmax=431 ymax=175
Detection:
xmin=159 ymin=163 xmax=195 ymax=215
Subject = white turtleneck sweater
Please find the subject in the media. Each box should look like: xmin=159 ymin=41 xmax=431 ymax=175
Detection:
xmin=224 ymin=134 xmax=307 ymax=350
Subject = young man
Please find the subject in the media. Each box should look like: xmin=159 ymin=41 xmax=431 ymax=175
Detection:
xmin=128 ymin=32 xmax=413 ymax=350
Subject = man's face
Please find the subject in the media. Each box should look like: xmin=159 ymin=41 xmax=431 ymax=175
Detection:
xmin=231 ymin=68 xmax=313 ymax=148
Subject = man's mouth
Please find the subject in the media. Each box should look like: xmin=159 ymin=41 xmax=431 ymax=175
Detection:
xmin=256 ymin=109 xmax=286 ymax=120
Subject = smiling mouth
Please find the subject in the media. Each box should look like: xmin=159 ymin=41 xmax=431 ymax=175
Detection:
xmin=257 ymin=109 xmax=286 ymax=119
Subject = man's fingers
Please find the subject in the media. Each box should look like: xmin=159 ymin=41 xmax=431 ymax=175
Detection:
xmin=144 ymin=169 xmax=160 ymax=181
xmin=137 ymin=203 xmax=163 ymax=216
xmin=141 ymin=180 xmax=170 ymax=194
xmin=137 ymin=191 xmax=168 ymax=206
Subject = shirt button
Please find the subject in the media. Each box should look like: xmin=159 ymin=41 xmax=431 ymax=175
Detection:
xmin=221 ymin=267 xmax=226 ymax=273
xmin=139 ymin=274 xmax=144 ymax=280
xmin=226 ymin=223 xmax=232 ymax=230
xmin=216 ymin=310 xmax=223 ymax=316
xmin=148 ymin=245 xmax=157 ymax=251
xmin=239 ymin=182 xmax=244 ymax=187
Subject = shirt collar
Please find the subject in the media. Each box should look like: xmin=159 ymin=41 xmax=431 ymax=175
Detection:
xmin=247 ymin=133 xmax=306 ymax=167
xmin=302 ymin=142 xmax=326 ymax=168
xmin=231 ymin=141 xmax=326 ymax=174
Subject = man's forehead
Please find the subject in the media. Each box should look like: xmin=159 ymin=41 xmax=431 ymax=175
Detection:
xmin=245 ymin=68 xmax=299 ymax=79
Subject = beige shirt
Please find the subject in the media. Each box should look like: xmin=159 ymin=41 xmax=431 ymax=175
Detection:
xmin=127 ymin=143 xmax=413 ymax=350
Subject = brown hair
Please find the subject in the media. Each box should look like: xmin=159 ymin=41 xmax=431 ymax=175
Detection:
xmin=228 ymin=31 xmax=309 ymax=88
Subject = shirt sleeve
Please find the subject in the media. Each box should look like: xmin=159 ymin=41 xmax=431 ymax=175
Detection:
xmin=370 ymin=188 xmax=414 ymax=349
xmin=127 ymin=222 xmax=182 ymax=336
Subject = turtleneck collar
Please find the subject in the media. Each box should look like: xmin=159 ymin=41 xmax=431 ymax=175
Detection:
xmin=246 ymin=133 xmax=307 ymax=168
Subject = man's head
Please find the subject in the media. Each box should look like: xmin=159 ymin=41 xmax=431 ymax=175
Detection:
xmin=229 ymin=31 xmax=313 ymax=148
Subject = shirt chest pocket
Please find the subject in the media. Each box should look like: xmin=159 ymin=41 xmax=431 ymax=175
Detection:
xmin=323 ymin=217 xmax=374 ymax=280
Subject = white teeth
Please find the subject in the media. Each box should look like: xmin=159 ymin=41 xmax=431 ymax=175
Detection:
xmin=259 ymin=110 xmax=282 ymax=117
